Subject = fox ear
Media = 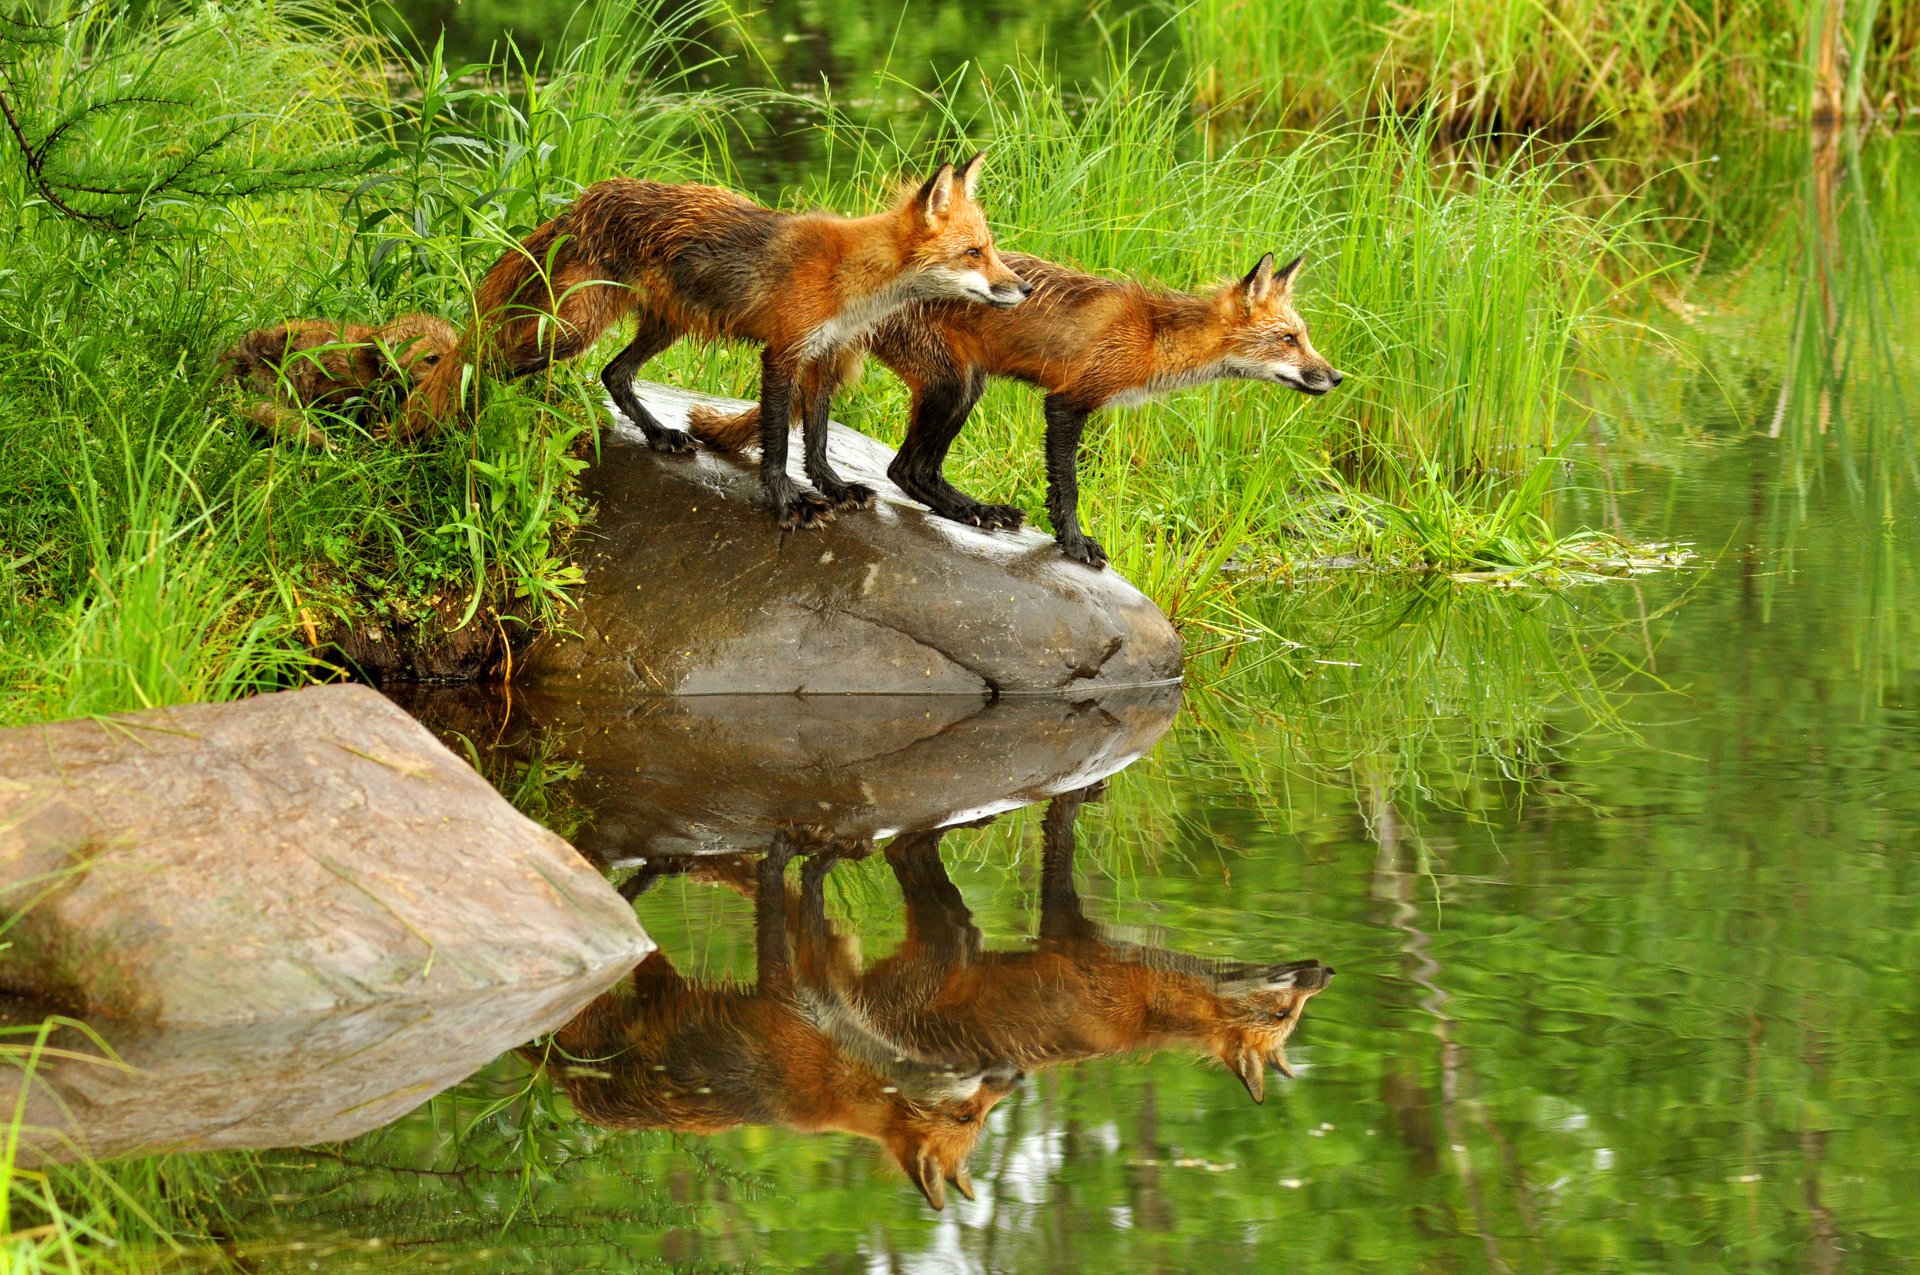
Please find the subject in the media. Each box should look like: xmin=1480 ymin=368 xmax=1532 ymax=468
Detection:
xmin=895 ymin=1142 xmax=948 ymax=1210
xmin=1274 ymin=252 xmax=1306 ymax=295
xmin=949 ymin=1162 xmax=977 ymax=1202
xmin=1241 ymin=252 xmax=1277 ymax=306
xmin=918 ymin=161 xmax=958 ymax=223
xmin=1268 ymin=1045 xmax=1296 ymax=1080
xmin=1225 ymin=1043 xmax=1266 ymax=1104
xmin=956 ymin=149 xmax=987 ymax=201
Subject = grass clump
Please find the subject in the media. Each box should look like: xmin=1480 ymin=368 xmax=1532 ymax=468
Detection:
xmin=1178 ymin=0 xmax=1920 ymax=131
xmin=0 ymin=0 xmax=744 ymax=724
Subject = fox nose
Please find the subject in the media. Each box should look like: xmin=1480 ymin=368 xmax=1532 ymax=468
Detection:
xmin=1326 ymin=369 xmax=1344 ymax=387
xmin=1016 ymin=280 xmax=1033 ymax=298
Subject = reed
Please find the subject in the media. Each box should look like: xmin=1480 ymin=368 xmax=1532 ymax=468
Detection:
xmin=1178 ymin=0 xmax=1920 ymax=130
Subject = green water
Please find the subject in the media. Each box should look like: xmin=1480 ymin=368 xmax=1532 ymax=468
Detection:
xmin=147 ymin=123 xmax=1919 ymax=1270
xmin=46 ymin=5 xmax=1920 ymax=1271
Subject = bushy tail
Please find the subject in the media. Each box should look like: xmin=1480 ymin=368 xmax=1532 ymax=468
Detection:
xmin=687 ymin=403 xmax=762 ymax=452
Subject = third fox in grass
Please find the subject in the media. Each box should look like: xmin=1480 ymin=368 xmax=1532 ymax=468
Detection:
xmin=692 ymin=250 xmax=1341 ymax=566
xmin=223 ymin=313 xmax=457 ymax=449
xmin=406 ymin=153 xmax=1029 ymax=529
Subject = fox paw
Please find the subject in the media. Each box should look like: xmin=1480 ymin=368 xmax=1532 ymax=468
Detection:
xmin=817 ymin=480 xmax=876 ymax=511
xmin=971 ymin=502 xmax=1026 ymax=531
xmin=776 ymin=489 xmax=837 ymax=530
xmin=1058 ymin=535 xmax=1108 ymax=569
xmin=648 ymin=428 xmax=696 ymax=454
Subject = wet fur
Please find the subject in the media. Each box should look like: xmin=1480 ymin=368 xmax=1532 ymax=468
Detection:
xmin=221 ymin=314 xmax=457 ymax=448
xmin=689 ymin=251 xmax=1341 ymax=565
xmin=404 ymin=156 xmax=1027 ymax=530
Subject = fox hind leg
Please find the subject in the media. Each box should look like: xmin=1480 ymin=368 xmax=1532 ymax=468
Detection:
xmin=799 ymin=362 xmax=874 ymax=511
xmin=602 ymin=311 xmax=692 ymax=452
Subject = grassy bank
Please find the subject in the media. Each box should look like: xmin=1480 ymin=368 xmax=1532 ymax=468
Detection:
xmin=1178 ymin=0 xmax=1920 ymax=130
xmin=0 ymin=0 xmax=1651 ymax=722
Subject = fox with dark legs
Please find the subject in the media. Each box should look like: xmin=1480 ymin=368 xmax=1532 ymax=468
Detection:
xmin=532 ymin=835 xmax=1022 ymax=1211
xmin=404 ymin=153 xmax=1030 ymax=529
xmin=222 ymin=314 xmax=458 ymax=449
xmin=691 ymin=250 xmax=1342 ymax=565
xmin=806 ymin=787 xmax=1334 ymax=1102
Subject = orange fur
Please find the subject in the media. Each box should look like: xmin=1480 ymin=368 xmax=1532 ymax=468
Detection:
xmin=688 ymin=250 xmax=1342 ymax=563
xmin=402 ymin=156 xmax=1028 ymax=529
xmin=221 ymin=313 xmax=456 ymax=448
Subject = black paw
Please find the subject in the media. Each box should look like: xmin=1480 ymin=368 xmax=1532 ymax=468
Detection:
xmin=1058 ymin=534 xmax=1108 ymax=569
xmin=974 ymin=502 xmax=1026 ymax=531
xmin=817 ymin=480 xmax=876 ymax=511
xmin=776 ymin=488 xmax=837 ymax=530
xmin=647 ymin=428 xmax=696 ymax=454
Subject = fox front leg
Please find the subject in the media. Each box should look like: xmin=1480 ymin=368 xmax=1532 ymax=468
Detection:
xmin=1041 ymin=395 xmax=1105 ymax=568
xmin=890 ymin=371 xmax=1024 ymax=531
xmin=757 ymin=348 xmax=836 ymax=530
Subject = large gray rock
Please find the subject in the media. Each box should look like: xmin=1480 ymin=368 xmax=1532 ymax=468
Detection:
xmin=0 ymin=975 xmax=619 ymax=1163
xmin=399 ymin=683 xmax=1182 ymax=861
xmin=0 ymin=685 xmax=652 ymax=1025
xmin=521 ymin=384 xmax=1183 ymax=696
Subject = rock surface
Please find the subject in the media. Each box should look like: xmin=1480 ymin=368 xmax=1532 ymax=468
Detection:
xmin=399 ymin=682 xmax=1182 ymax=860
xmin=0 ymin=685 xmax=652 ymax=1025
xmin=0 ymin=975 xmax=621 ymax=1163
xmin=520 ymin=383 xmax=1184 ymax=696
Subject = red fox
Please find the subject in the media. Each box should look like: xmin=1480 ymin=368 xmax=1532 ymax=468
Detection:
xmin=826 ymin=788 xmax=1333 ymax=1103
xmin=221 ymin=314 xmax=457 ymax=448
xmin=403 ymin=155 xmax=1030 ymax=529
xmin=535 ymin=838 xmax=1022 ymax=1211
xmin=690 ymin=250 xmax=1342 ymax=565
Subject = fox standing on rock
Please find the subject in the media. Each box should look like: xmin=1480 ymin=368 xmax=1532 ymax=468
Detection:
xmin=692 ymin=250 xmax=1342 ymax=566
xmin=405 ymin=153 xmax=1030 ymax=528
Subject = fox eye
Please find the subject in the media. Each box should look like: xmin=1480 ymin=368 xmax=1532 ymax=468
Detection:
xmin=1281 ymin=333 xmax=1298 ymax=347
xmin=955 ymin=1111 xmax=977 ymax=1123
xmin=1272 ymin=1008 xmax=1292 ymax=1021
xmin=423 ymin=354 xmax=441 ymax=365
xmin=965 ymin=246 xmax=983 ymax=259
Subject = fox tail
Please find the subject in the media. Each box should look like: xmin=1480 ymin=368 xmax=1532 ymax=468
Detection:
xmin=687 ymin=403 xmax=762 ymax=452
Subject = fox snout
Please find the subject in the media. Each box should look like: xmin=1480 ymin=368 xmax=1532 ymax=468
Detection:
xmin=1302 ymin=365 xmax=1344 ymax=396
xmin=989 ymin=275 xmax=1032 ymax=308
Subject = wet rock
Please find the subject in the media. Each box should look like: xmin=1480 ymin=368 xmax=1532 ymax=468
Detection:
xmin=0 ymin=684 xmax=652 ymax=1025
xmin=398 ymin=682 xmax=1182 ymax=859
xmin=520 ymin=383 xmax=1183 ymax=696
xmin=0 ymin=974 xmax=622 ymax=1163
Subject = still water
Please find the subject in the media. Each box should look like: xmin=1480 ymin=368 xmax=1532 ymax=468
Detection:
xmin=26 ymin=5 xmax=1920 ymax=1270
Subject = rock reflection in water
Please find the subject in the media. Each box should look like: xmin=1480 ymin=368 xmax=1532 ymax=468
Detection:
xmin=540 ymin=785 xmax=1333 ymax=1209
xmin=395 ymin=684 xmax=1182 ymax=859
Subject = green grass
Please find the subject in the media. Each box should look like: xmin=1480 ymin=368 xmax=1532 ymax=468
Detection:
xmin=1177 ymin=0 xmax=1920 ymax=130
xmin=0 ymin=0 xmax=1653 ymax=714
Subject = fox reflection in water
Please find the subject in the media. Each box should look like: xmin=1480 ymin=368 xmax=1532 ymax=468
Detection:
xmin=538 ymin=785 xmax=1332 ymax=1208
xmin=860 ymin=785 xmax=1333 ymax=1104
xmin=536 ymin=838 xmax=1018 ymax=1210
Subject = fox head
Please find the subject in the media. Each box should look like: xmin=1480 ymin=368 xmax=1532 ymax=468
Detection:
xmin=900 ymin=151 xmax=1030 ymax=310
xmin=1217 ymin=253 xmax=1342 ymax=396
xmin=1207 ymin=959 xmax=1335 ymax=1104
xmin=881 ymin=1060 xmax=1023 ymax=1210
xmin=373 ymin=313 xmax=459 ymax=387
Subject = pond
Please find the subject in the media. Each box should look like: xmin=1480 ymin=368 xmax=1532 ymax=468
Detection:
xmin=12 ymin=4 xmax=1920 ymax=1271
